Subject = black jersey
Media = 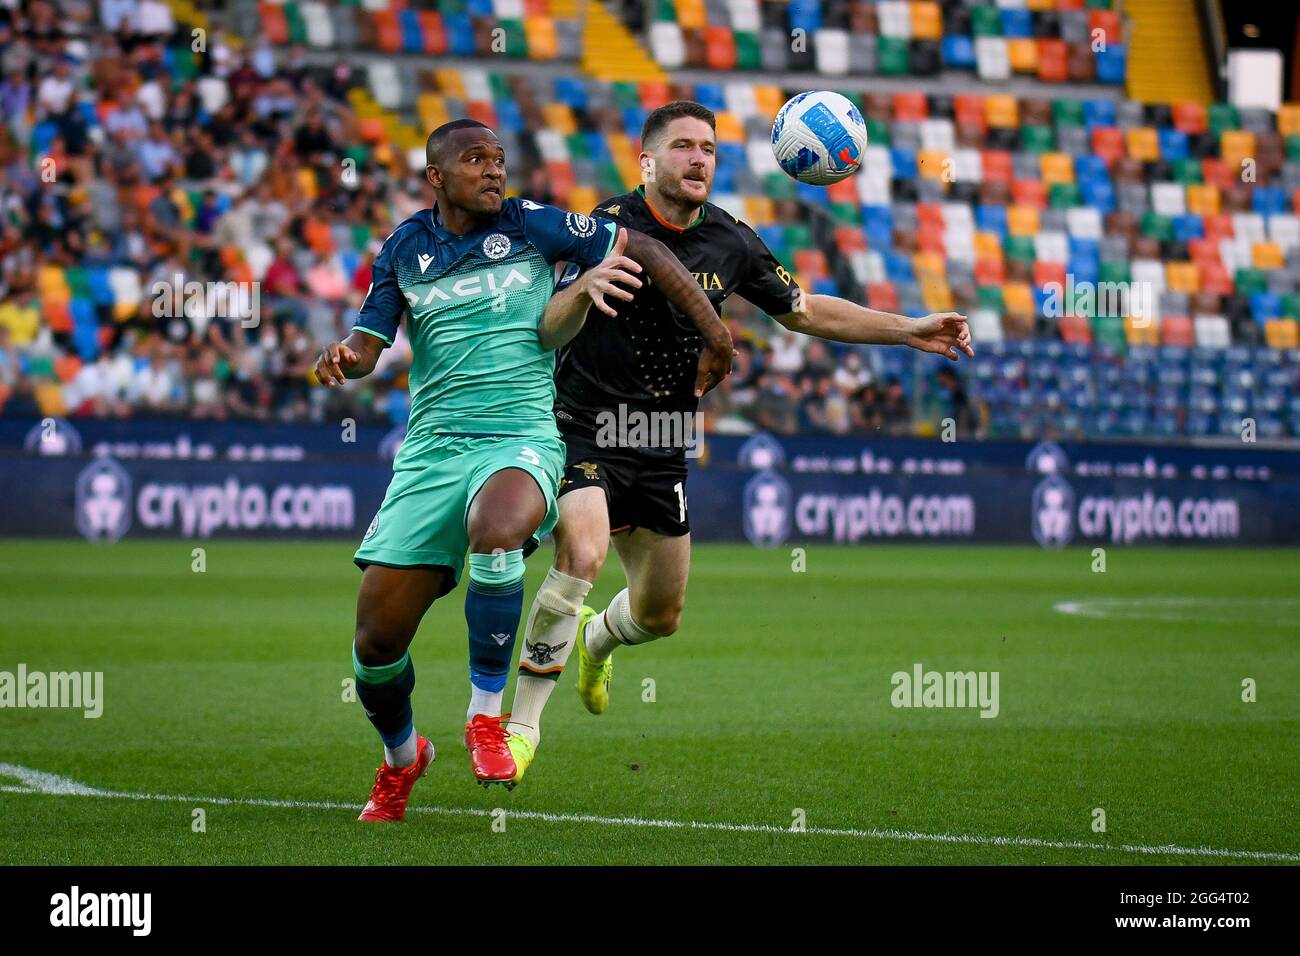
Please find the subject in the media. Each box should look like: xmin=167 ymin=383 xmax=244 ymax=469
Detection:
xmin=552 ymin=186 xmax=801 ymax=445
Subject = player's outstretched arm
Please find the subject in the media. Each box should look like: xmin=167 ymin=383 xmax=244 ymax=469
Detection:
xmin=620 ymin=228 xmax=735 ymax=396
xmin=774 ymin=295 xmax=975 ymax=361
xmin=538 ymin=227 xmax=643 ymax=351
xmin=312 ymin=330 xmax=387 ymax=386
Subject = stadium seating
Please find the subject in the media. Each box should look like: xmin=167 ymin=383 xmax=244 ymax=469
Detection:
xmin=645 ymin=0 xmax=1126 ymax=85
xmin=1 ymin=0 xmax=1297 ymax=439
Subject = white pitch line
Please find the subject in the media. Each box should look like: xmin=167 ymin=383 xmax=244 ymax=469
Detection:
xmin=2 ymin=764 xmax=1297 ymax=863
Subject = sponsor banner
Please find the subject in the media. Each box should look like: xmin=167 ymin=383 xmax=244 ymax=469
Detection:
xmin=0 ymin=457 xmax=385 ymax=541
xmin=686 ymin=468 xmax=1300 ymax=547
xmin=7 ymin=420 xmax=1300 ymax=481
xmin=2 ymin=436 xmax=1297 ymax=547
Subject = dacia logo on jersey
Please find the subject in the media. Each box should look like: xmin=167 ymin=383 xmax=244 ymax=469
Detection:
xmin=691 ymin=272 xmax=723 ymax=290
xmin=403 ymin=265 xmax=532 ymax=307
xmin=565 ymin=212 xmax=597 ymax=238
xmin=482 ymin=233 xmax=511 ymax=259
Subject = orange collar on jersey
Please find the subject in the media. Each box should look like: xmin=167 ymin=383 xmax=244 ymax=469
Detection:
xmin=638 ymin=185 xmax=705 ymax=233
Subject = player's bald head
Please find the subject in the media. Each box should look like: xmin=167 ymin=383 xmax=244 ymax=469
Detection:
xmin=426 ymin=119 xmax=496 ymax=169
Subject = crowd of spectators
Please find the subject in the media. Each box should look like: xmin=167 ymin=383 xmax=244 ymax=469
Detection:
xmin=0 ymin=0 xmax=964 ymax=440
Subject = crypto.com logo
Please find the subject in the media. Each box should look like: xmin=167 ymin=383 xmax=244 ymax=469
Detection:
xmin=1032 ymin=475 xmax=1075 ymax=548
xmin=75 ymin=457 xmax=133 ymax=543
xmin=743 ymin=469 xmax=791 ymax=546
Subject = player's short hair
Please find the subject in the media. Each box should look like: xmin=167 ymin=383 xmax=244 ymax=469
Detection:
xmin=426 ymin=119 xmax=493 ymax=168
xmin=640 ymin=101 xmax=716 ymax=151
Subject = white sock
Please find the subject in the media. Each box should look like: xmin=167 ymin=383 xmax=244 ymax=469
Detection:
xmin=584 ymin=587 xmax=662 ymax=661
xmin=467 ymin=686 xmax=503 ymax=722
xmin=384 ymin=726 xmax=420 ymax=768
xmin=506 ymin=568 xmax=592 ymax=747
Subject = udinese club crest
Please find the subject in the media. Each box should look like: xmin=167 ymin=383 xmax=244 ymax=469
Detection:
xmin=482 ymin=233 xmax=511 ymax=259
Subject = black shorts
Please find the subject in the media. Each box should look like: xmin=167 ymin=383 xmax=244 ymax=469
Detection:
xmin=557 ymin=426 xmax=690 ymax=536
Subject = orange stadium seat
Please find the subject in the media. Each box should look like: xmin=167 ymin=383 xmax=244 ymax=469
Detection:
xmin=867 ymin=282 xmax=899 ymax=312
xmin=1125 ymin=127 xmax=1159 ymax=162
xmin=259 ymin=3 xmax=289 ymax=45
xmin=524 ymin=17 xmax=557 ymax=60
xmin=418 ymin=12 xmax=446 ymax=55
xmin=373 ymin=11 xmax=402 ymax=53
xmin=1008 ymin=39 xmax=1038 ymax=73
xmin=984 ymin=96 xmax=1019 ymax=128
xmin=1173 ymin=101 xmax=1207 ymax=134
xmin=1090 ymin=127 xmax=1124 ymax=165
xmin=1161 ymin=315 xmax=1195 ymax=346
xmin=1059 ymin=314 xmax=1092 ymax=344
xmin=910 ymin=1 xmax=943 ymax=41
xmin=1265 ymin=318 xmax=1300 ymax=348
xmin=894 ymin=92 xmax=928 ymax=122
xmin=975 ymin=258 xmax=1006 ymax=285
xmin=981 ymin=150 xmax=1013 ymax=182
xmin=1037 ymin=39 xmax=1068 ymax=83
xmin=973 ymin=232 xmax=1004 ymax=261
xmin=1011 ymin=180 xmax=1048 ymax=208
xmin=1278 ymin=104 xmax=1300 ymax=137
xmin=704 ymin=26 xmax=736 ymax=70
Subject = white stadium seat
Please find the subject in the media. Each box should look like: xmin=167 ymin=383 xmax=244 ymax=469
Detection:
xmin=814 ymin=29 xmax=850 ymax=76
xmin=975 ymin=37 xmax=1010 ymax=81
xmin=649 ymin=23 xmax=685 ymax=71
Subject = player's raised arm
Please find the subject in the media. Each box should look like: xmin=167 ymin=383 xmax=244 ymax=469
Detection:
xmin=618 ymin=227 xmax=733 ymax=397
xmin=538 ymin=227 xmax=643 ymax=350
xmin=774 ymin=296 xmax=975 ymax=361
xmin=731 ymin=217 xmax=974 ymax=360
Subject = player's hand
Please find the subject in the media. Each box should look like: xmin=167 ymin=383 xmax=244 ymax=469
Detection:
xmin=313 ymin=341 xmax=361 ymax=386
xmin=908 ymin=311 xmax=974 ymax=361
xmin=582 ymin=227 xmax=642 ymax=317
xmin=694 ymin=336 xmax=734 ymax=397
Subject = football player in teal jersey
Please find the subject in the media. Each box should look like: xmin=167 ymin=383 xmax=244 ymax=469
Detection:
xmin=312 ymin=119 xmax=733 ymax=820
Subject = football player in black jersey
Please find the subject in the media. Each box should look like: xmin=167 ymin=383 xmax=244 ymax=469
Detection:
xmin=501 ymin=101 xmax=973 ymax=779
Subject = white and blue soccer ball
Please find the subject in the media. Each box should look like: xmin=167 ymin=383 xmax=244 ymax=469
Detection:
xmin=771 ymin=91 xmax=868 ymax=186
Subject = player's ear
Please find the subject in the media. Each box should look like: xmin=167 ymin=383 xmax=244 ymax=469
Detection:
xmin=425 ymin=165 xmax=440 ymax=189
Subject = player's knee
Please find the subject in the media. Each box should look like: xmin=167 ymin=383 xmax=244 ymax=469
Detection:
xmin=554 ymin=541 xmax=605 ymax=583
xmin=467 ymin=512 xmax=533 ymax=555
xmin=636 ymin=602 xmax=683 ymax=637
xmin=353 ymin=621 xmax=408 ymax=667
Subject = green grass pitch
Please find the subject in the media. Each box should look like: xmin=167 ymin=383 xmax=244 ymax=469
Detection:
xmin=1 ymin=539 xmax=1297 ymax=865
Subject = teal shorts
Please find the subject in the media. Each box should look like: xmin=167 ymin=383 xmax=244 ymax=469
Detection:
xmin=354 ymin=431 xmax=565 ymax=586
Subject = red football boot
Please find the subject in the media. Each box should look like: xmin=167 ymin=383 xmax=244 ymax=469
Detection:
xmin=464 ymin=712 xmax=516 ymax=786
xmin=357 ymin=735 xmax=435 ymax=822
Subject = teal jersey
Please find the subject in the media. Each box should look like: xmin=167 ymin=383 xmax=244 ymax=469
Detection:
xmin=353 ymin=199 xmax=618 ymax=439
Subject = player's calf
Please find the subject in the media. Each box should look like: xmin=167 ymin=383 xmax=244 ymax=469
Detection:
xmin=583 ymin=587 xmax=669 ymax=661
xmin=505 ymin=567 xmax=593 ymax=750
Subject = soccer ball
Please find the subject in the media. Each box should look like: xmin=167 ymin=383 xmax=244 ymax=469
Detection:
xmin=771 ymin=91 xmax=868 ymax=186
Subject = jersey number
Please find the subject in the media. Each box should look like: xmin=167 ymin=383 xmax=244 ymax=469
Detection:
xmin=517 ymin=447 xmax=542 ymax=467
xmin=673 ymin=481 xmax=687 ymax=523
